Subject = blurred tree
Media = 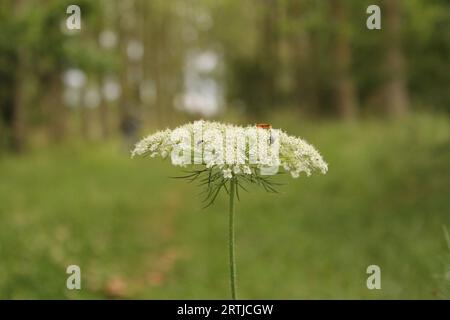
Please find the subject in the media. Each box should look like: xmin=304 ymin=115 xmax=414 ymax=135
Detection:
xmin=0 ymin=0 xmax=105 ymax=151
xmin=118 ymin=0 xmax=141 ymax=144
xmin=382 ymin=0 xmax=410 ymax=116
xmin=329 ymin=0 xmax=358 ymax=119
xmin=0 ymin=0 xmax=27 ymax=152
xmin=0 ymin=0 xmax=449 ymax=153
xmin=37 ymin=0 xmax=70 ymax=143
xmin=282 ymin=0 xmax=329 ymax=114
xmin=286 ymin=0 xmax=320 ymax=113
xmin=404 ymin=0 xmax=450 ymax=112
xmin=258 ymin=0 xmax=279 ymax=113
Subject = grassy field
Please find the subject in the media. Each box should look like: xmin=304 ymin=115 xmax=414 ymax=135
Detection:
xmin=0 ymin=114 xmax=449 ymax=299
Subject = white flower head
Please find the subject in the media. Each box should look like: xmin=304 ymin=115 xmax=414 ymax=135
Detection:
xmin=132 ymin=120 xmax=328 ymax=179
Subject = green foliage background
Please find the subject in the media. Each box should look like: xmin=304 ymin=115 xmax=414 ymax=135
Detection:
xmin=0 ymin=0 xmax=449 ymax=299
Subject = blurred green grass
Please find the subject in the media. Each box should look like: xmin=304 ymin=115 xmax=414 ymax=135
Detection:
xmin=0 ymin=114 xmax=449 ymax=299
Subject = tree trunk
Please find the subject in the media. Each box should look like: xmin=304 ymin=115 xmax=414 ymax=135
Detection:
xmin=330 ymin=0 xmax=357 ymax=119
xmin=11 ymin=0 xmax=26 ymax=152
xmin=43 ymin=76 xmax=66 ymax=143
xmin=11 ymin=61 xmax=26 ymax=152
xmin=99 ymin=97 xmax=110 ymax=139
xmin=118 ymin=0 xmax=142 ymax=148
xmin=260 ymin=0 xmax=278 ymax=111
xmin=79 ymin=86 xmax=90 ymax=140
xmin=288 ymin=0 xmax=320 ymax=113
xmin=383 ymin=0 xmax=409 ymax=116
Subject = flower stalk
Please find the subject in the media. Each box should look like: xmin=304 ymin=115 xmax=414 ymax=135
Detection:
xmin=229 ymin=177 xmax=237 ymax=299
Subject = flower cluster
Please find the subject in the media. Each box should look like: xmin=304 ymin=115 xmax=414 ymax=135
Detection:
xmin=132 ymin=120 xmax=327 ymax=179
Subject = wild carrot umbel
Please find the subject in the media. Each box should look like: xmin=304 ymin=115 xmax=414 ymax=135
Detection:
xmin=132 ymin=120 xmax=328 ymax=298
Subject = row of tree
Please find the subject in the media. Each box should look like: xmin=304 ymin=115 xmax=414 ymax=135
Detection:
xmin=221 ymin=0 xmax=449 ymax=117
xmin=0 ymin=0 xmax=449 ymax=153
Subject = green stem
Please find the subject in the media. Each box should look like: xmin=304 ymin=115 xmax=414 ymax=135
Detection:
xmin=229 ymin=177 xmax=237 ymax=299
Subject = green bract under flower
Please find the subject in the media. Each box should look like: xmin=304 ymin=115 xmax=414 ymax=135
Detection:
xmin=131 ymin=120 xmax=328 ymax=179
